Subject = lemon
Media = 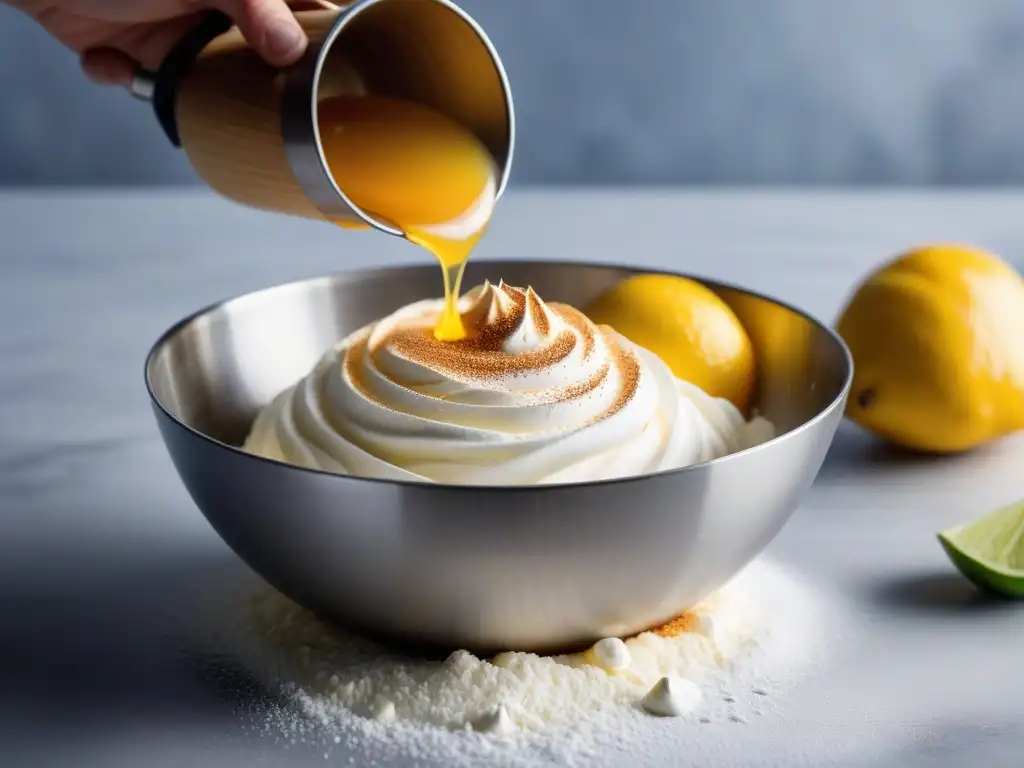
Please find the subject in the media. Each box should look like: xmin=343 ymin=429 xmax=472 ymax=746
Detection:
xmin=584 ymin=274 xmax=756 ymax=412
xmin=836 ymin=244 xmax=1024 ymax=453
xmin=939 ymin=499 xmax=1024 ymax=598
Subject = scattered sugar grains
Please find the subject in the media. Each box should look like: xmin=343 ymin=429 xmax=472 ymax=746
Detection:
xmin=210 ymin=559 xmax=840 ymax=765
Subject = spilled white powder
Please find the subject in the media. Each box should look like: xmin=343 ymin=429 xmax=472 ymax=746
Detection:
xmin=202 ymin=558 xmax=843 ymax=767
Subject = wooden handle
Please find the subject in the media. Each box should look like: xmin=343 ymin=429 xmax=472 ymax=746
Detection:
xmin=175 ymin=11 xmax=343 ymax=221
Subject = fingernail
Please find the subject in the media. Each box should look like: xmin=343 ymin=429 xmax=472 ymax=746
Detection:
xmin=266 ymin=19 xmax=307 ymax=61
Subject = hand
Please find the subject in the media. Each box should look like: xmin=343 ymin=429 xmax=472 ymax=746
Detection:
xmin=8 ymin=0 xmax=334 ymax=87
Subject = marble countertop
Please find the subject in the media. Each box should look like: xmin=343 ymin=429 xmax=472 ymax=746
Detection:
xmin=1 ymin=189 xmax=1022 ymax=767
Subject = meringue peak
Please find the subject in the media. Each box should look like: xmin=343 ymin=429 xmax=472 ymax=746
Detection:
xmin=458 ymin=281 xmax=559 ymax=352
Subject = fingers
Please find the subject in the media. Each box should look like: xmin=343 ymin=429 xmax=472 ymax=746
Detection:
xmin=80 ymin=48 xmax=136 ymax=87
xmin=80 ymin=0 xmax=314 ymax=91
xmin=79 ymin=14 xmax=204 ymax=88
xmin=113 ymin=14 xmax=208 ymax=71
xmin=213 ymin=0 xmax=308 ymax=66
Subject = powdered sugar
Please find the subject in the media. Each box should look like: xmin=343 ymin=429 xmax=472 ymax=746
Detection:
xmin=197 ymin=558 xmax=844 ymax=767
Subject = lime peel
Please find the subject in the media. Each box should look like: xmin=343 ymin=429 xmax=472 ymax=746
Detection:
xmin=938 ymin=499 xmax=1024 ymax=599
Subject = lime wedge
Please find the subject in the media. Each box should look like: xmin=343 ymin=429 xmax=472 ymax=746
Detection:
xmin=938 ymin=500 xmax=1024 ymax=598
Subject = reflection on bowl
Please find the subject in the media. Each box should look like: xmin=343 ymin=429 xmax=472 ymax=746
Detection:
xmin=145 ymin=260 xmax=852 ymax=654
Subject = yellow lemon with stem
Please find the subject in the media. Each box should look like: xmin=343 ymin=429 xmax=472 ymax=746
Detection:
xmin=836 ymin=244 xmax=1024 ymax=453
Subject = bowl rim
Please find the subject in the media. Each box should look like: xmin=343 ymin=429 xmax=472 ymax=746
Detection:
xmin=144 ymin=258 xmax=853 ymax=493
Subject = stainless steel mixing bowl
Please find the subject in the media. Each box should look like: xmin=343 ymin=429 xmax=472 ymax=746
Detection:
xmin=146 ymin=260 xmax=852 ymax=654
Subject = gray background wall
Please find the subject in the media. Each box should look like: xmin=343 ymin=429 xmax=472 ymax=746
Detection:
xmin=3 ymin=0 xmax=1024 ymax=186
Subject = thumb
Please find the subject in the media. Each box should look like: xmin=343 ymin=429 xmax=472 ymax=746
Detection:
xmin=213 ymin=0 xmax=309 ymax=66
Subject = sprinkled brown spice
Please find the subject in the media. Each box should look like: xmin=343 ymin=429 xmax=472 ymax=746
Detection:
xmin=373 ymin=283 xmax=593 ymax=382
xmin=347 ymin=284 xmax=631 ymax=415
xmin=553 ymin=304 xmax=596 ymax=359
xmin=343 ymin=332 xmax=388 ymax=408
xmin=644 ymin=611 xmax=699 ymax=639
xmin=459 ymin=314 xmax=522 ymax=352
xmin=454 ymin=281 xmax=528 ymax=352
xmin=554 ymin=362 xmax=610 ymax=403
xmin=387 ymin=327 xmax=577 ymax=381
xmin=590 ymin=334 xmax=641 ymax=423
xmin=499 ymin=280 xmax=524 ymax=302
xmin=525 ymin=287 xmax=550 ymax=337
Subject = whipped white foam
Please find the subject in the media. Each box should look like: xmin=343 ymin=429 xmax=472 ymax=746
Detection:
xmin=242 ymin=282 xmax=773 ymax=484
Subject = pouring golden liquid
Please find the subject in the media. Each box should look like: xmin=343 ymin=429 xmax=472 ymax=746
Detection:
xmin=317 ymin=95 xmax=497 ymax=341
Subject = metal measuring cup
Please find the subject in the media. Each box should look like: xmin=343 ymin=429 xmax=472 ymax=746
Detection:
xmin=131 ymin=0 xmax=515 ymax=234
